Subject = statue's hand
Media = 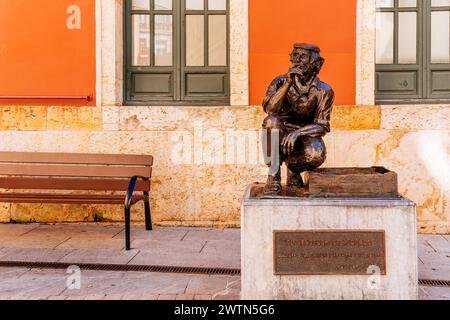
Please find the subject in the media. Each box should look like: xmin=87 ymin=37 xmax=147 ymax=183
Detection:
xmin=283 ymin=73 xmax=295 ymax=86
xmin=281 ymin=129 xmax=303 ymax=156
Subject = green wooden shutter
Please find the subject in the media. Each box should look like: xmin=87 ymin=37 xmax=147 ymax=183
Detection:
xmin=376 ymin=0 xmax=450 ymax=103
xmin=125 ymin=0 xmax=230 ymax=105
xmin=427 ymin=1 xmax=450 ymax=98
xmin=181 ymin=1 xmax=229 ymax=103
xmin=375 ymin=0 xmax=424 ymax=102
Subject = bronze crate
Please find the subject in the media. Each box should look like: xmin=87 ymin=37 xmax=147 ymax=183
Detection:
xmin=305 ymin=167 xmax=398 ymax=196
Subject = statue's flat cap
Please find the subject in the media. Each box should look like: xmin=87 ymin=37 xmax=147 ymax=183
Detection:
xmin=293 ymin=43 xmax=320 ymax=52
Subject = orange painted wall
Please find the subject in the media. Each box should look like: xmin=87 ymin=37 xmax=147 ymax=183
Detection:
xmin=249 ymin=0 xmax=357 ymax=106
xmin=0 ymin=0 xmax=96 ymax=106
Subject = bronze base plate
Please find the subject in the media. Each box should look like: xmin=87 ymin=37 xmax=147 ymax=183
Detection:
xmin=250 ymin=183 xmax=308 ymax=199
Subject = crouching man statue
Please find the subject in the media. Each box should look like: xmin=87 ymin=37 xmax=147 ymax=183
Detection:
xmin=262 ymin=43 xmax=334 ymax=195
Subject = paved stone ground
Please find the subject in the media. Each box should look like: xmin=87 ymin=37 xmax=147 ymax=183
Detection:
xmin=0 ymin=223 xmax=448 ymax=300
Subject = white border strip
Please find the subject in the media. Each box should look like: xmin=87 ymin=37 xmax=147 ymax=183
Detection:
xmin=95 ymin=0 xmax=102 ymax=107
xmin=356 ymin=0 xmax=376 ymax=106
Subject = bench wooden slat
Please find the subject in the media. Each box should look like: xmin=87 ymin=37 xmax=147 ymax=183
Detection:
xmin=0 ymin=193 xmax=144 ymax=204
xmin=0 ymin=152 xmax=153 ymax=166
xmin=0 ymin=151 xmax=154 ymax=251
xmin=0 ymin=164 xmax=152 ymax=178
xmin=0 ymin=177 xmax=150 ymax=191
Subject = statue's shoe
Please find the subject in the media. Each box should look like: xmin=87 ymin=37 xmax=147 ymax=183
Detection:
xmin=263 ymin=181 xmax=282 ymax=196
xmin=287 ymin=172 xmax=304 ymax=188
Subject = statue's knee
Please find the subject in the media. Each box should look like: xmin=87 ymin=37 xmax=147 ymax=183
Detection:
xmin=263 ymin=115 xmax=283 ymax=130
xmin=303 ymin=138 xmax=327 ymax=168
xmin=305 ymin=153 xmax=326 ymax=168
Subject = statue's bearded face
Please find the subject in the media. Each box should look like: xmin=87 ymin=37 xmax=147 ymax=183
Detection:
xmin=290 ymin=48 xmax=314 ymax=79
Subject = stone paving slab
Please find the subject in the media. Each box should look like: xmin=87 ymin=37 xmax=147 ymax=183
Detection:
xmin=0 ymin=248 xmax=74 ymax=263
xmin=201 ymin=240 xmax=241 ymax=257
xmin=0 ymin=267 xmax=30 ymax=279
xmin=55 ymin=238 xmax=125 ymax=250
xmin=194 ymin=294 xmax=212 ymax=300
xmin=59 ymin=248 xmax=139 ymax=264
xmin=47 ymin=295 xmax=69 ymax=300
xmin=0 ymin=224 xmax=39 ymax=237
xmin=185 ymin=275 xmax=241 ymax=296
xmin=5 ymin=294 xmax=242 ymax=300
xmin=213 ymin=294 xmax=241 ymax=300
xmin=128 ymin=251 xmax=240 ymax=268
xmin=102 ymin=294 xmax=125 ymax=300
xmin=25 ymin=224 xmax=123 ymax=238
xmin=1 ymin=235 xmax=71 ymax=249
xmin=131 ymin=239 xmax=205 ymax=254
xmin=84 ymin=295 xmax=106 ymax=300
xmin=424 ymin=235 xmax=450 ymax=253
xmin=418 ymin=237 xmax=438 ymax=255
xmin=27 ymin=296 xmax=49 ymax=300
xmin=0 ymin=268 xmax=67 ymax=297
xmin=419 ymin=267 xmax=450 ymax=281
xmin=71 ymin=271 xmax=189 ymax=296
xmin=128 ymin=294 xmax=159 ymax=300
xmin=0 ymin=248 xmax=6 ymax=260
xmin=122 ymin=294 xmax=158 ymax=300
xmin=183 ymin=229 xmax=240 ymax=242
xmin=72 ymin=271 xmax=190 ymax=296
xmin=175 ymin=294 xmax=195 ymax=300
xmin=158 ymin=294 xmax=178 ymax=300
xmin=114 ymin=227 xmax=190 ymax=241
xmin=418 ymin=251 xmax=450 ymax=268
xmin=420 ymin=286 xmax=450 ymax=300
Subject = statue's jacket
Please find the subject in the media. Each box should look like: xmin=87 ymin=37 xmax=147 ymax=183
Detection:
xmin=262 ymin=75 xmax=335 ymax=134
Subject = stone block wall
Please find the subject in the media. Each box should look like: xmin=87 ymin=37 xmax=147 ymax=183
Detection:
xmin=0 ymin=104 xmax=448 ymax=234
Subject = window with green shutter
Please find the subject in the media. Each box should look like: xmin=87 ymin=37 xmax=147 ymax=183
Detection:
xmin=125 ymin=0 xmax=230 ymax=105
xmin=376 ymin=0 xmax=450 ymax=103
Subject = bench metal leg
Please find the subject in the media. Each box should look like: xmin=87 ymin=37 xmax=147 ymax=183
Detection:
xmin=124 ymin=206 xmax=131 ymax=250
xmin=144 ymin=191 xmax=152 ymax=231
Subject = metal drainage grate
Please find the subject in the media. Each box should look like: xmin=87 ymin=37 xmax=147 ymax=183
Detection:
xmin=419 ymin=279 xmax=450 ymax=287
xmin=0 ymin=261 xmax=241 ymax=276
xmin=1 ymin=261 xmax=448 ymax=286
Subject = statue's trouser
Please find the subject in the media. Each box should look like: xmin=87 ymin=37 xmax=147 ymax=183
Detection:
xmin=262 ymin=115 xmax=327 ymax=185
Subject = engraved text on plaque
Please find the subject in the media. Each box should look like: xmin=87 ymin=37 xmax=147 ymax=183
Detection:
xmin=274 ymin=231 xmax=386 ymax=275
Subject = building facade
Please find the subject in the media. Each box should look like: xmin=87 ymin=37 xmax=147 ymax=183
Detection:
xmin=0 ymin=0 xmax=448 ymax=233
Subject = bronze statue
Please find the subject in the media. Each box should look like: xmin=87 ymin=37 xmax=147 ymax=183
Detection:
xmin=262 ymin=43 xmax=334 ymax=195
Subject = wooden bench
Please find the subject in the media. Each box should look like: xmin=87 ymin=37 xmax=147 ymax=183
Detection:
xmin=0 ymin=152 xmax=153 ymax=250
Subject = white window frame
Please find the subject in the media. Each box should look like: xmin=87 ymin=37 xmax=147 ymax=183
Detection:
xmin=95 ymin=0 xmax=248 ymax=107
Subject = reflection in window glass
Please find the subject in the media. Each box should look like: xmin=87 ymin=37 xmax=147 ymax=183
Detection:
xmin=399 ymin=0 xmax=417 ymax=7
xmin=376 ymin=12 xmax=394 ymax=64
xmin=186 ymin=0 xmax=204 ymax=10
xmin=208 ymin=0 xmax=226 ymax=10
xmin=132 ymin=0 xmax=150 ymax=10
xmin=186 ymin=15 xmax=204 ymax=66
xmin=376 ymin=0 xmax=394 ymax=8
xmin=132 ymin=15 xmax=151 ymax=66
xmin=398 ymin=0 xmax=417 ymax=8
xmin=398 ymin=12 xmax=417 ymax=64
xmin=208 ymin=15 xmax=227 ymax=66
xmin=432 ymin=0 xmax=450 ymax=7
xmin=155 ymin=15 xmax=173 ymax=66
xmin=431 ymin=11 xmax=450 ymax=63
xmin=155 ymin=0 xmax=172 ymax=10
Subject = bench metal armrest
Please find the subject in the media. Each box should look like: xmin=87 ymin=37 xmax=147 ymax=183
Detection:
xmin=125 ymin=176 xmax=149 ymax=209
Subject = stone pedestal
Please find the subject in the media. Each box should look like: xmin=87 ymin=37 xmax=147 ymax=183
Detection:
xmin=241 ymin=186 xmax=418 ymax=300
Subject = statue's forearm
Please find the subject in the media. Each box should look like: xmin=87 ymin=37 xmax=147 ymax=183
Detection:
xmin=265 ymin=82 xmax=290 ymax=114
xmin=296 ymin=124 xmax=327 ymax=137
